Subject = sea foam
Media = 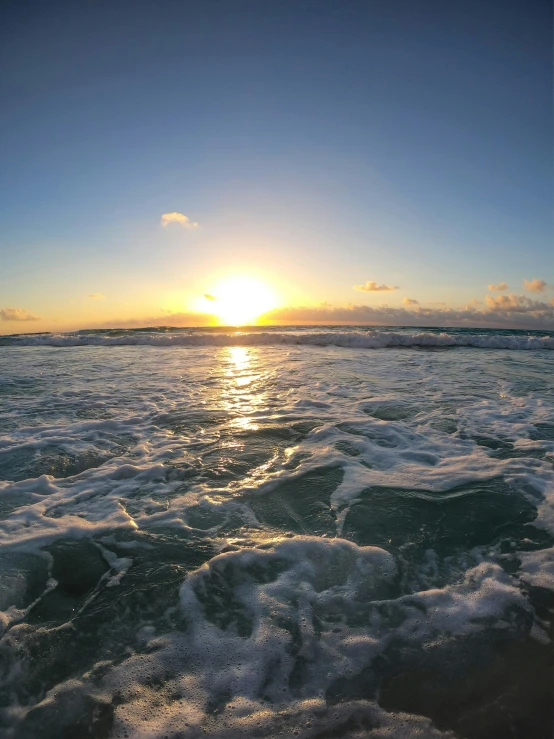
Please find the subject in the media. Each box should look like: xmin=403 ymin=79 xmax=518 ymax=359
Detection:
xmin=0 ymin=332 xmax=552 ymax=737
xmin=4 ymin=328 xmax=554 ymax=350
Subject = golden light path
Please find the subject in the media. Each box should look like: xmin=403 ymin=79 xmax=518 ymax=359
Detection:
xmin=195 ymin=275 xmax=279 ymax=326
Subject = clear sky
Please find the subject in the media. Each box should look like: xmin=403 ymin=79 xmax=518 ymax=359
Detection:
xmin=1 ymin=0 xmax=553 ymax=331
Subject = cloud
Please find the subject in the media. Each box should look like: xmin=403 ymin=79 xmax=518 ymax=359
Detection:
xmin=485 ymin=294 xmax=519 ymax=310
xmin=0 ymin=307 xmax=40 ymax=322
xmin=488 ymin=282 xmax=508 ymax=291
xmin=262 ymin=295 xmax=554 ymax=329
xmin=524 ymin=278 xmax=547 ymax=293
xmin=204 ymin=293 xmax=216 ymax=301
xmin=102 ymin=292 xmax=554 ymax=330
xmin=88 ymin=293 xmax=105 ymax=299
xmin=70 ymin=288 xmax=554 ymax=332
xmin=161 ymin=212 xmax=198 ymax=228
xmin=485 ymin=293 xmax=552 ymax=313
xmin=355 ymin=281 xmax=399 ymax=292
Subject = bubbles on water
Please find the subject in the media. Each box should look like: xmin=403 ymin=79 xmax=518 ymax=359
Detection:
xmin=0 ymin=338 xmax=553 ymax=736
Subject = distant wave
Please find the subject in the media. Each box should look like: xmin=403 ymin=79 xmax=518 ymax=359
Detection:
xmin=3 ymin=329 xmax=554 ymax=350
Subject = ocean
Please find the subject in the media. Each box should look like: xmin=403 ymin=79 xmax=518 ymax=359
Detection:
xmin=0 ymin=326 xmax=553 ymax=738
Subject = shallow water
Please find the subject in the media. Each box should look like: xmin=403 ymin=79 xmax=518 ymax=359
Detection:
xmin=0 ymin=328 xmax=553 ymax=738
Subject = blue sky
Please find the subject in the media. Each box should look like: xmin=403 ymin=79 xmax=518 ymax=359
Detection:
xmin=1 ymin=0 xmax=552 ymax=330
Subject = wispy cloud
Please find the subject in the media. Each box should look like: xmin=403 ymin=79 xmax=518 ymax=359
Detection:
xmin=161 ymin=212 xmax=199 ymax=228
xmin=354 ymin=281 xmax=399 ymax=292
xmin=403 ymin=297 xmax=419 ymax=305
xmin=204 ymin=293 xmax=216 ymax=301
xmin=524 ymin=278 xmax=547 ymax=293
xmin=0 ymin=307 xmax=40 ymax=322
xmin=488 ymin=282 xmax=508 ymax=291
xmin=88 ymin=293 xmax=105 ymax=299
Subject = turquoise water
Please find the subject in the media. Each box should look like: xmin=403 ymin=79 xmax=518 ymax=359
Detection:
xmin=0 ymin=327 xmax=553 ymax=738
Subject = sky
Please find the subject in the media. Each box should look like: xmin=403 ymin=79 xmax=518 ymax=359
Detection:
xmin=1 ymin=0 xmax=553 ymax=331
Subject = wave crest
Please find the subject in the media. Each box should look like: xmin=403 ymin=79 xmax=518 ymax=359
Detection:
xmin=3 ymin=329 xmax=554 ymax=350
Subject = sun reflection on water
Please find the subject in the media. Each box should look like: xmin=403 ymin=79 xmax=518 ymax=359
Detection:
xmin=223 ymin=346 xmax=263 ymax=430
xmin=227 ymin=346 xmax=254 ymax=386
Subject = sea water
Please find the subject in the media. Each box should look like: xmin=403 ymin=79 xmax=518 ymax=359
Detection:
xmin=0 ymin=326 xmax=553 ymax=738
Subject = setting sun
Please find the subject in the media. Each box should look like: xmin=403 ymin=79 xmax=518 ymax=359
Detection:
xmin=198 ymin=276 xmax=278 ymax=326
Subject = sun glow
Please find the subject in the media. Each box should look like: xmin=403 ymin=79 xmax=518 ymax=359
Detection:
xmin=197 ymin=276 xmax=278 ymax=326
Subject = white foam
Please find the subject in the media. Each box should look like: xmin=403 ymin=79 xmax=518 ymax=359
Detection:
xmin=111 ymin=698 xmax=458 ymax=738
xmin=101 ymin=537 xmax=527 ymax=738
xmin=1 ymin=338 xmax=552 ymax=736
xmin=518 ymin=548 xmax=554 ymax=590
xmin=6 ymin=329 xmax=554 ymax=350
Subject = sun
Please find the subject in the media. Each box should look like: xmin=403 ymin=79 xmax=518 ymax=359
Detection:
xmin=199 ymin=276 xmax=278 ymax=326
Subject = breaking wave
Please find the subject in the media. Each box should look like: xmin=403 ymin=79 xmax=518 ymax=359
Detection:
xmin=3 ymin=327 xmax=554 ymax=350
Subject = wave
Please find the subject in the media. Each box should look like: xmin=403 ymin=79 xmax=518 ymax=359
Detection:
xmin=3 ymin=329 xmax=554 ymax=350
